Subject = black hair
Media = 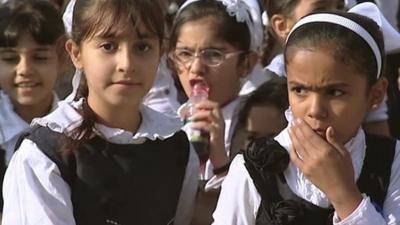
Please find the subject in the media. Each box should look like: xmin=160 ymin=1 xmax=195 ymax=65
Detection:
xmin=237 ymin=76 xmax=289 ymax=129
xmin=284 ymin=11 xmax=385 ymax=88
xmin=0 ymin=0 xmax=65 ymax=47
xmin=260 ymin=0 xmax=300 ymax=65
xmin=229 ymin=75 xmax=288 ymax=158
xmin=168 ymin=0 xmax=251 ymax=54
xmin=65 ymin=0 xmax=165 ymax=154
xmin=260 ymin=0 xmax=342 ymax=66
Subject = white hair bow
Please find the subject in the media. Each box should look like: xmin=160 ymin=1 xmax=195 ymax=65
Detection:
xmin=349 ymin=2 xmax=400 ymax=54
xmin=178 ymin=0 xmax=264 ymax=52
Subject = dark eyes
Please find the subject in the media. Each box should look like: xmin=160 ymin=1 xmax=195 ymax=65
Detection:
xmin=327 ymin=89 xmax=344 ymax=97
xmin=1 ymin=54 xmax=50 ymax=63
xmin=291 ymin=87 xmax=307 ymax=95
xmin=290 ymin=87 xmax=345 ymax=97
xmin=100 ymin=42 xmax=153 ymax=54
xmin=100 ymin=42 xmax=117 ymax=52
xmin=135 ymin=42 xmax=152 ymax=52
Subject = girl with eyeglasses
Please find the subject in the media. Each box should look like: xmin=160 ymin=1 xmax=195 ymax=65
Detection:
xmin=167 ymin=0 xmax=266 ymax=223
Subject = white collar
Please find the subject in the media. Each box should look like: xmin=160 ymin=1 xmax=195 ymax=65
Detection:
xmin=0 ymin=91 xmax=59 ymax=144
xmin=274 ymin=108 xmax=366 ymax=208
xmin=32 ymin=98 xmax=183 ymax=145
xmin=265 ymin=54 xmax=285 ymax=77
xmin=239 ymin=63 xmax=271 ymax=96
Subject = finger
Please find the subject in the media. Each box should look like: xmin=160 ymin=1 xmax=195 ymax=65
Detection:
xmin=190 ymin=120 xmax=220 ymax=133
xmin=295 ymin=119 xmax=326 ymax=150
xmin=189 ymin=110 xmax=213 ymax=122
xmin=326 ymin=126 xmax=347 ymax=156
xmin=289 ymin=144 xmax=305 ymax=169
xmin=289 ymin=125 xmax=310 ymax=161
xmin=195 ymin=100 xmax=219 ymax=110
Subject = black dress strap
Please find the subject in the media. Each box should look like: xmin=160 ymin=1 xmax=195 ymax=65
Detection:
xmin=243 ymin=134 xmax=397 ymax=225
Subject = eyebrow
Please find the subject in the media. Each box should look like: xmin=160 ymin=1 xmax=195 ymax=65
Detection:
xmin=0 ymin=47 xmax=51 ymax=53
xmin=288 ymin=80 xmax=350 ymax=90
xmin=175 ymin=45 xmax=227 ymax=52
xmin=135 ymin=28 xmax=158 ymax=40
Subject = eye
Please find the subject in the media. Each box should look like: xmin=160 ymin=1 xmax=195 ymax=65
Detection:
xmin=202 ymin=49 xmax=223 ymax=64
xmin=327 ymin=89 xmax=344 ymax=97
xmin=175 ymin=49 xmax=193 ymax=61
xmin=34 ymin=54 xmax=50 ymax=61
xmin=100 ymin=42 xmax=117 ymax=52
xmin=291 ymin=86 xmax=307 ymax=96
xmin=1 ymin=55 xmax=18 ymax=63
xmin=136 ymin=42 xmax=153 ymax=52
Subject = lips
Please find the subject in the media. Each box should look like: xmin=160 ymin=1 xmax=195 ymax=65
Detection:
xmin=113 ymin=80 xmax=140 ymax=86
xmin=15 ymin=81 xmax=40 ymax=88
xmin=189 ymin=79 xmax=208 ymax=88
xmin=313 ymin=128 xmax=327 ymax=138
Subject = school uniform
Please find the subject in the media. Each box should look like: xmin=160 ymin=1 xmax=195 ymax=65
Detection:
xmin=212 ymin=109 xmax=400 ymax=225
xmin=2 ymin=98 xmax=199 ymax=225
xmin=0 ymin=91 xmax=59 ymax=165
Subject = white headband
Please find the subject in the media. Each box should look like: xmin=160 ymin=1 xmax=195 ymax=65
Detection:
xmin=178 ymin=0 xmax=263 ymax=52
xmin=287 ymin=13 xmax=382 ymax=79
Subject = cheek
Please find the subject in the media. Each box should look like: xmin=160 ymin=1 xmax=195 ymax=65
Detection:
xmin=288 ymin=95 xmax=305 ymax=115
xmin=177 ymin=75 xmax=191 ymax=97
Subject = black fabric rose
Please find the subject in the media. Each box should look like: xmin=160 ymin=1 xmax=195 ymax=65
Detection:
xmin=244 ymin=137 xmax=289 ymax=174
xmin=269 ymin=200 xmax=306 ymax=225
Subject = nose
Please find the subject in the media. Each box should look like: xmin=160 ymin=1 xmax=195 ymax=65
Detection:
xmin=16 ymin=56 xmax=33 ymax=77
xmin=188 ymin=56 xmax=207 ymax=77
xmin=117 ymin=46 xmax=135 ymax=73
xmin=307 ymin=93 xmax=328 ymax=120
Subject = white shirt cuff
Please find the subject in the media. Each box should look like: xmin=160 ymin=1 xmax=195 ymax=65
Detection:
xmin=333 ymin=194 xmax=386 ymax=225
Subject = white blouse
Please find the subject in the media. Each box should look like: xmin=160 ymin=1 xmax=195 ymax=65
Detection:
xmin=212 ymin=124 xmax=400 ymax=225
xmin=2 ymin=99 xmax=199 ymax=225
xmin=0 ymin=91 xmax=59 ymax=165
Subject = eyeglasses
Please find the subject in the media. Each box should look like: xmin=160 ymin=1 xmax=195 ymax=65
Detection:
xmin=170 ymin=48 xmax=245 ymax=68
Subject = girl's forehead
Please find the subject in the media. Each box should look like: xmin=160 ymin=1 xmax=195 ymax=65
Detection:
xmin=286 ymin=48 xmax=364 ymax=84
xmin=176 ymin=19 xmax=231 ymax=48
xmin=89 ymin=19 xmax=157 ymax=40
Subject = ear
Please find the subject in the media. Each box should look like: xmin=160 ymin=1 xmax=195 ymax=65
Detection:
xmin=239 ymin=52 xmax=259 ymax=78
xmin=270 ymin=14 xmax=294 ymax=43
xmin=65 ymin=39 xmax=83 ymax=70
xmin=367 ymin=77 xmax=388 ymax=112
xmin=55 ymin=35 xmax=70 ymax=74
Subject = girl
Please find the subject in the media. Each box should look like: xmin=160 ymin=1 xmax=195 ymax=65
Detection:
xmin=167 ymin=0 xmax=264 ymax=223
xmin=230 ymin=76 xmax=289 ymax=156
xmin=0 ymin=0 xmax=65 ymax=214
xmin=0 ymin=0 xmax=65 ymax=210
xmin=0 ymin=0 xmax=64 ymax=167
xmin=261 ymin=0 xmax=392 ymax=137
xmin=2 ymin=0 xmax=198 ymax=225
xmin=213 ymin=9 xmax=400 ymax=225
xmin=169 ymin=0 xmax=262 ymax=183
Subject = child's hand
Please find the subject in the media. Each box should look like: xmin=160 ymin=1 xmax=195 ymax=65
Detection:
xmin=289 ymin=118 xmax=362 ymax=219
xmin=189 ymin=100 xmax=229 ymax=168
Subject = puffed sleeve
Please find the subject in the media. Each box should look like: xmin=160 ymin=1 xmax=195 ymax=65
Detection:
xmin=212 ymin=154 xmax=261 ymax=225
xmin=2 ymin=139 xmax=75 ymax=225
xmin=333 ymin=141 xmax=400 ymax=225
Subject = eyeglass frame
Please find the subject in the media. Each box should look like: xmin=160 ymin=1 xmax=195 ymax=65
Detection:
xmin=169 ymin=48 xmax=246 ymax=68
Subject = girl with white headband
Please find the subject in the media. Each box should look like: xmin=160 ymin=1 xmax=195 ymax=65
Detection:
xmin=213 ymin=11 xmax=400 ymax=225
xmin=261 ymin=0 xmax=394 ymax=138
